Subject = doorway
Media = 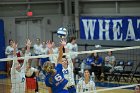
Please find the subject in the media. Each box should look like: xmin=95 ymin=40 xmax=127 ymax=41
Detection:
xmin=15 ymin=18 xmax=42 ymax=48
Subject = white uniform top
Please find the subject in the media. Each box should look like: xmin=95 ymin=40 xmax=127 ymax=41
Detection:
xmin=40 ymin=47 xmax=49 ymax=55
xmin=105 ymin=55 xmax=116 ymax=67
xmin=62 ymin=65 xmax=75 ymax=87
xmin=77 ymin=78 xmax=96 ymax=93
xmin=66 ymin=55 xmax=74 ymax=70
xmin=5 ymin=46 xmax=14 ymax=58
xmin=63 ymin=55 xmax=75 ymax=87
xmin=66 ymin=43 xmax=78 ymax=59
xmin=52 ymin=47 xmax=58 ymax=54
xmin=11 ymin=53 xmax=29 ymax=93
xmin=33 ymin=44 xmax=42 ymax=55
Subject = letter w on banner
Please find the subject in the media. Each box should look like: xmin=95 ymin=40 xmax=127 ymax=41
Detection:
xmin=80 ymin=17 xmax=140 ymax=41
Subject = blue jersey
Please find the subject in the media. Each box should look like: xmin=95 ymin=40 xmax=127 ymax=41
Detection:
xmin=93 ymin=57 xmax=103 ymax=65
xmin=85 ymin=57 xmax=94 ymax=65
xmin=45 ymin=64 xmax=68 ymax=93
xmin=85 ymin=56 xmax=103 ymax=65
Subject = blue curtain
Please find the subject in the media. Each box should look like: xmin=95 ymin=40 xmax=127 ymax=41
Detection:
xmin=0 ymin=19 xmax=6 ymax=71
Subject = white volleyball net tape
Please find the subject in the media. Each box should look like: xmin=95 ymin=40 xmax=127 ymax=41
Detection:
xmin=0 ymin=46 xmax=140 ymax=62
xmin=83 ymin=84 xmax=140 ymax=93
xmin=96 ymin=84 xmax=140 ymax=92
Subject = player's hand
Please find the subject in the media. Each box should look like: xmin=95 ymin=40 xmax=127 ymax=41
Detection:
xmin=26 ymin=39 xmax=31 ymax=53
xmin=26 ymin=39 xmax=32 ymax=47
xmin=46 ymin=40 xmax=54 ymax=49
xmin=60 ymin=39 xmax=66 ymax=46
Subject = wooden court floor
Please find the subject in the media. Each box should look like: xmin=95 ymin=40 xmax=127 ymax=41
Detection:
xmin=0 ymin=78 xmax=135 ymax=93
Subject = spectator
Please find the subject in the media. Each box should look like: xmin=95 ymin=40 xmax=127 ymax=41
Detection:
xmin=90 ymin=52 xmax=103 ymax=80
xmin=103 ymin=51 xmax=116 ymax=80
xmin=104 ymin=51 xmax=116 ymax=73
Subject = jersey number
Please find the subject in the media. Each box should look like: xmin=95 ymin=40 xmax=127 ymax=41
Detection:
xmin=54 ymin=74 xmax=62 ymax=81
xmin=21 ymin=77 xmax=25 ymax=83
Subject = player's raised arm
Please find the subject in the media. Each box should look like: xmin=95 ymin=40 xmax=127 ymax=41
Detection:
xmin=25 ymin=39 xmax=31 ymax=55
xmin=46 ymin=40 xmax=54 ymax=54
xmin=11 ymin=41 xmax=18 ymax=69
xmin=57 ymin=39 xmax=66 ymax=64
xmin=12 ymin=41 xmax=18 ymax=57
xmin=21 ymin=39 xmax=32 ymax=70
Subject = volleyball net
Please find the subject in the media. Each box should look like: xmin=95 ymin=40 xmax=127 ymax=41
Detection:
xmin=0 ymin=46 xmax=140 ymax=93
xmin=0 ymin=46 xmax=140 ymax=61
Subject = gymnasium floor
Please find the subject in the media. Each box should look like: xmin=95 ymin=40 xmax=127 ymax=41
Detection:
xmin=0 ymin=78 xmax=135 ymax=93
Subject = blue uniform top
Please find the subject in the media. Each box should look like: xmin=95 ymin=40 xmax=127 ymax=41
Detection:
xmin=85 ymin=56 xmax=94 ymax=65
xmin=45 ymin=63 xmax=68 ymax=93
xmin=85 ymin=56 xmax=103 ymax=65
xmin=93 ymin=57 xmax=103 ymax=65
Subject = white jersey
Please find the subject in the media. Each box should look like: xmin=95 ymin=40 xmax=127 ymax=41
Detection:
xmin=105 ymin=55 xmax=116 ymax=67
xmin=11 ymin=54 xmax=29 ymax=93
xmin=62 ymin=65 xmax=75 ymax=87
xmin=76 ymin=78 xmax=96 ymax=93
xmin=33 ymin=44 xmax=42 ymax=55
xmin=66 ymin=55 xmax=74 ymax=70
xmin=40 ymin=47 xmax=49 ymax=55
xmin=62 ymin=55 xmax=75 ymax=87
xmin=52 ymin=47 xmax=58 ymax=54
xmin=66 ymin=43 xmax=78 ymax=59
xmin=5 ymin=46 xmax=14 ymax=58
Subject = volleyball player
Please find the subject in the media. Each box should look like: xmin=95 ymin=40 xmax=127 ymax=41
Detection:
xmin=40 ymin=41 xmax=49 ymax=68
xmin=26 ymin=60 xmax=39 ymax=93
xmin=43 ymin=39 xmax=69 ymax=93
xmin=33 ymin=38 xmax=42 ymax=56
xmin=33 ymin=38 xmax=42 ymax=69
xmin=62 ymin=55 xmax=76 ymax=93
xmin=66 ymin=37 xmax=78 ymax=64
xmin=66 ymin=37 xmax=78 ymax=78
xmin=76 ymin=69 xmax=96 ymax=93
xmin=5 ymin=39 xmax=14 ymax=58
xmin=5 ymin=39 xmax=15 ymax=76
xmin=135 ymin=85 xmax=140 ymax=93
xmin=11 ymin=39 xmax=31 ymax=93
xmin=47 ymin=40 xmax=58 ymax=66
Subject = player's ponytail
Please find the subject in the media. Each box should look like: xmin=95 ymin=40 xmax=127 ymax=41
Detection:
xmin=43 ymin=62 xmax=56 ymax=84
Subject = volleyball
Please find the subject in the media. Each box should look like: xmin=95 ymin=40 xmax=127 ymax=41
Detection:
xmin=57 ymin=27 xmax=68 ymax=38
